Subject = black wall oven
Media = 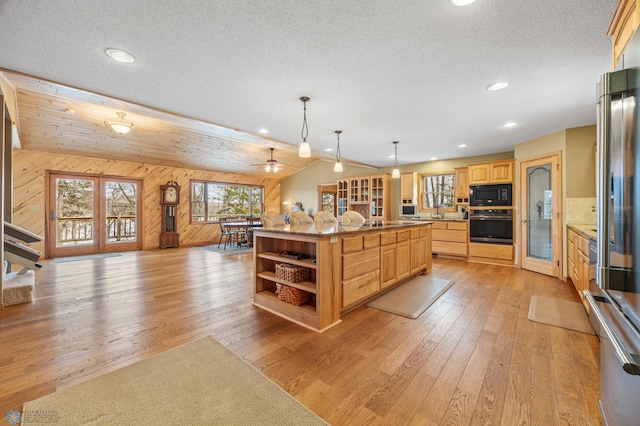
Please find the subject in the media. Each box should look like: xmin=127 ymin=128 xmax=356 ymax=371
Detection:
xmin=469 ymin=183 xmax=512 ymax=207
xmin=469 ymin=209 xmax=513 ymax=245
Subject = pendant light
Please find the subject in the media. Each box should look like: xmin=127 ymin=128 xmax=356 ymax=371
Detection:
xmin=333 ymin=130 xmax=343 ymax=172
xmin=298 ymin=96 xmax=311 ymax=157
xmin=104 ymin=112 xmax=134 ymax=134
xmin=392 ymin=141 xmax=401 ymax=178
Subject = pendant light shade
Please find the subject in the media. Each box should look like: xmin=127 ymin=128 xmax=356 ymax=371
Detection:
xmin=333 ymin=130 xmax=343 ymax=172
xmin=299 ymin=97 xmax=311 ymax=157
xmin=392 ymin=141 xmax=401 ymax=178
xmin=104 ymin=112 xmax=134 ymax=134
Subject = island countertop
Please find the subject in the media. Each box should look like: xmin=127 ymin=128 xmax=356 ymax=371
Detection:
xmin=256 ymin=219 xmax=432 ymax=238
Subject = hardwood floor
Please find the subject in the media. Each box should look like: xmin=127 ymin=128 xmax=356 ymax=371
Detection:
xmin=0 ymin=247 xmax=602 ymax=425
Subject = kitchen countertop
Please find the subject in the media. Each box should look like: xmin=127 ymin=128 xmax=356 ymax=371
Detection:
xmin=399 ymin=217 xmax=468 ymax=222
xmin=256 ymin=219 xmax=432 ymax=237
xmin=568 ymin=223 xmax=597 ymax=241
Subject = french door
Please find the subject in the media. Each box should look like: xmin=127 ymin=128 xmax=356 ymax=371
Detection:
xmin=47 ymin=173 xmax=142 ymax=258
xmin=519 ymin=153 xmax=562 ymax=277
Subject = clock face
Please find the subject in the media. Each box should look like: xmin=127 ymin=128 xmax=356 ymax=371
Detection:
xmin=165 ymin=187 xmax=177 ymax=203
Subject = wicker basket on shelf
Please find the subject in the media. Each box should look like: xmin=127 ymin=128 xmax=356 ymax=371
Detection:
xmin=275 ymin=263 xmax=310 ymax=283
xmin=275 ymin=283 xmax=311 ymax=305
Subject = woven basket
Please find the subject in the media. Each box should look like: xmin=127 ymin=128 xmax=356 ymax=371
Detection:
xmin=275 ymin=263 xmax=310 ymax=283
xmin=275 ymin=283 xmax=311 ymax=305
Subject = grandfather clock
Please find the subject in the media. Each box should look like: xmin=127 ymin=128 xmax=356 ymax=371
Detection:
xmin=159 ymin=180 xmax=180 ymax=248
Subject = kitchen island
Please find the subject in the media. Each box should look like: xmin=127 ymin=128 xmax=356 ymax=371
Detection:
xmin=253 ymin=220 xmax=432 ymax=332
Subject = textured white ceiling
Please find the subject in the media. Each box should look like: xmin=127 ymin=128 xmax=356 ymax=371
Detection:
xmin=0 ymin=0 xmax=618 ymax=168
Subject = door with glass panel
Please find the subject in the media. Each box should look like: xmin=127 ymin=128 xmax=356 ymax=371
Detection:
xmin=519 ymin=153 xmax=562 ymax=277
xmin=47 ymin=173 xmax=142 ymax=258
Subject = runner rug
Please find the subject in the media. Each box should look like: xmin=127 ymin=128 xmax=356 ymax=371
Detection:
xmin=21 ymin=336 xmax=328 ymax=425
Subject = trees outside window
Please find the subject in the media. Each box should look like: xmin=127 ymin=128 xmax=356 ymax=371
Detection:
xmin=421 ymin=173 xmax=455 ymax=210
xmin=191 ymin=181 xmax=263 ymax=222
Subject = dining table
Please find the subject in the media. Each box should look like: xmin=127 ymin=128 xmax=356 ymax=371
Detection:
xmin=222 ymin=217 xmax=263 ymax=247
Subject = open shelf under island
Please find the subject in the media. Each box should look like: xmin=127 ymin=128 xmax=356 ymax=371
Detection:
xmin=253 ymin=220 xmax=432 ymax=332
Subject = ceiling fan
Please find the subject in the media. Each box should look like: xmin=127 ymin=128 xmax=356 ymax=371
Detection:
xmin=262 ymin=147 xmax=282 ymax=173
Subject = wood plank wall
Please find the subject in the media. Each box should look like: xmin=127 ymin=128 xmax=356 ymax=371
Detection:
xmin=12 ymin=149 xmax=281 ymax=256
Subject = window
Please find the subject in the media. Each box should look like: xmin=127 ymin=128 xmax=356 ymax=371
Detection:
xmin=191 ymin=181 xmax=263 ymax=222
xmin=322 ymin=193 xmax=335 ymax=214
xmin=421 ymin=173 xmax=455 ymax=210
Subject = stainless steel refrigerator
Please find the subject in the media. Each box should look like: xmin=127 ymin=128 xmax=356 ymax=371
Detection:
xmin=587 ymin=66 xmax=640 ymax=425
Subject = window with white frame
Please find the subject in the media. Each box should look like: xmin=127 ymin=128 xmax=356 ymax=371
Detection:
xmin=421 ymin=173 xmax=455 ymax=210
xmin=190 ymin=181 xmax=263 ymax=222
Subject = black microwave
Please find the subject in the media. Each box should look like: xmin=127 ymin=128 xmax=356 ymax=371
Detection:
xmin=469 ymin=183 xmax=512 ymax=206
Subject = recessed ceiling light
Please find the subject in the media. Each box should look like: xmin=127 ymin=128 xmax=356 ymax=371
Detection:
xmin=487 ymin=82 xmax=509 ymax=91
xmin=258 ymin=128 xmax=269 ymax=134
xmin=502 ymin=121 xmax=519 ymax=128
xmin=452 ymin=0 xmax=477 ymax=6
xmin=105 ymin=48 xmax=136 ymax=64
xmin=457 ymin=144 xmax=468 ymax=148
xmin=324 ymin=148 xmax=334 ymax=152
xmin=430 ymin=157 xmax=438 ymax=161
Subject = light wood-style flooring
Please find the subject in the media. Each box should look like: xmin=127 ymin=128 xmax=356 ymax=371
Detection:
xmin=0 ymin=247 xmax=602 ymax=425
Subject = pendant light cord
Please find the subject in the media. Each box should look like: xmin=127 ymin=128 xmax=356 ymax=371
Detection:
xmin=301 ymin=98 xmax=309 ymax=143
xmin=394 ymin=141 xmax=399 ymax=167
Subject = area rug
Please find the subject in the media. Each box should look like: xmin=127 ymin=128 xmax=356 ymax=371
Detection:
xmin=54 ymin=253 xmax=121 ymax=263
xmin=528 ymin=295 xmax=595 ymax=335
xmin=199 ymin=244 xmax=253 ymax=255
xmin=366 ymin=276 xmax=455 ymax=319
xmin=21 ymin=336 xmax=328 ymax=425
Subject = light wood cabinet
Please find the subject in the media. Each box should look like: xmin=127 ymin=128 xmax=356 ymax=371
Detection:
xmin=431 ymin=220 xmax=468 ymax=257
xmin=608 ymin=0 xmax=640 ymax=68
xmin=253 ymin=233 xmax=338 ymax=332
xmin=370 ymin=174 xmax=389 ymax=219
xmin=454 ymin=167 xmax=469 ymax=203
xmin=567 ymin=227 xmax=594 ymax=310
xmin=380 ymin=231 xmax=397 ymax=289
xmin=468 ymin=164 xmax=491 ymax=184
xmin=337 ymin=179 xmax=349 ymax=217
xmin=410 ymin=226 xmax=430 ymax=275
xmin=340 ymin=174 xmax=390 ymax=219
xmin=468 ymin=242 xmax=513 ymax=265
xmin=350 ymin=177 xmax=370 ymax=203
xmin=468 ymin=160 xmax=514 ymax=185
xmin=401 ymin=172 xmax=417 ymax=204
xmin=342 ymin=245 xmax=380 ymax=307
xmin=567 ymin=228 xmax=578 ymax=283
xmin=253 ymin=224 xmax=432 ymax=331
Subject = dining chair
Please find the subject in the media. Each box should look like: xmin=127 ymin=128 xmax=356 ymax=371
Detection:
xmin=217 ymin=217 xmax=241 ymax=249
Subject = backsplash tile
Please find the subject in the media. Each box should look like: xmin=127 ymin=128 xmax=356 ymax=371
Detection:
xmin=566 ymin=197 xmax=596 ymax=224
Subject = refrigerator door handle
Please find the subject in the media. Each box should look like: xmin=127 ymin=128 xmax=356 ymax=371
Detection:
xmin=585 ymin=291 xmax=640 ymax=375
